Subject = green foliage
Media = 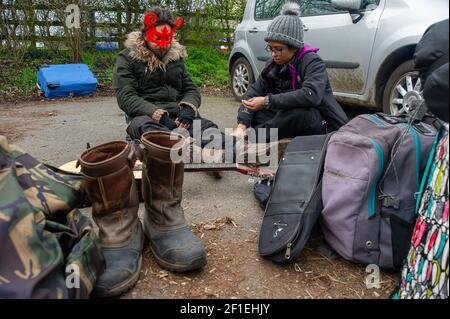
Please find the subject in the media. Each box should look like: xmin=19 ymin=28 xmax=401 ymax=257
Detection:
xmin=185 ymin=47 xmax=230 ymax=88
xmin=1 ymin=46 xmax=230 ymax=98
xmin=10 ymin=68 xmax=37 ymax=96
xmin=1 ymin=1 xmax=246 ymax=99
xmin=23 ymin=48 xmax=69 ymax=63
xmin=0 ymin=48 xmax=115 ymax=97
xmin=82 ymin=51 xmax=117 ymax=83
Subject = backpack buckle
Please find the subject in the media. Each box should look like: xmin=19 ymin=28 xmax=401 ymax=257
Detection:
xmin=382 ymin=197 xmax=400 ymax=210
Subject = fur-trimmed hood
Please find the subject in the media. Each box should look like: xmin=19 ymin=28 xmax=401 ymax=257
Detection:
xmin=124 ymin=31 xmax=187 ymax=72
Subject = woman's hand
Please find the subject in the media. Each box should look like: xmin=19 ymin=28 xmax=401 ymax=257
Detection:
xmin=151 ymin=109 xmax=168 ymax=122
xmin=175 ymin=119 xmax=191 ymax=130
xmin=242 ymin=97 xmax=265 ymax=112
xmin=176 ymin=107 xmax=195 ymax=130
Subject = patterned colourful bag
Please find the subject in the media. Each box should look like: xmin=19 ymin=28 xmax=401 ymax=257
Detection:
xmin=0 ymin=136 xmax=104 ymax=299
xmin=393 ymin=126 xmax=449 ymax=299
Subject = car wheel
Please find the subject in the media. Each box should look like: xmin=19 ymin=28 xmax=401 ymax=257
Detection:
xmin=382 ymin=60 xmax=423 ymax=115
xmin=231 ymin=57 xmax=254 ymax=101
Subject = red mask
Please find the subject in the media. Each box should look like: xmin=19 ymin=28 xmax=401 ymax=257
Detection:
xmin=144 ymin=13 xmax=183 ymax=48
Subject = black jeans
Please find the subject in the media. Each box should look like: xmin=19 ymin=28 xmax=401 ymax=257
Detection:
xmin=127 ymin=116 xmax=229 ymax=148
xmin=250 ymin=107 xmax=327 ymax=142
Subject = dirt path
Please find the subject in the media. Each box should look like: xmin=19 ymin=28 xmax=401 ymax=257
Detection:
xmin=0 ymin=96 xmax=398 ymax=299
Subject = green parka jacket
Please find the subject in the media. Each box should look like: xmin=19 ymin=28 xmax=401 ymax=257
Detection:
xmin=113 ymin=31 xmax=201 ymax=120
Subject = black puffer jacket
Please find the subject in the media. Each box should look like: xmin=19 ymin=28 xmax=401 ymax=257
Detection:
xmin=414 ymin=19 xmax=449 ymax=84
xmin=237 ymin=44 xmax=348 ymax=131
xmin=423 ymin=62 xmax=449 ymax=123
xmin=414 ymin=19 xmax=449 ymax=122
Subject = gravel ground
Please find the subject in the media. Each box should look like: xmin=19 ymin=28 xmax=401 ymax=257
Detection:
xmin=0 ymin=96 xmax=397 ymax=299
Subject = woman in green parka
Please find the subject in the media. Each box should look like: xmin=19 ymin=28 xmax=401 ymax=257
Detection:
xmin=113 ymin=7 xmax=221 ymax=145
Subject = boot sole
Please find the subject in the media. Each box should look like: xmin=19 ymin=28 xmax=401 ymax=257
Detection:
xmin=92 ymin=226 xmax=146 ymax=299
xmin=148 ymin=243 xmax=207 ymax=273
xmin=92 ymin=256 xmax=143 ymax=299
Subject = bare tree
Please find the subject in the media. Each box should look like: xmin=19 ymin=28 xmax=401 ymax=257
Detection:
xmin=0 ymin=0 xmax=246 ymax=64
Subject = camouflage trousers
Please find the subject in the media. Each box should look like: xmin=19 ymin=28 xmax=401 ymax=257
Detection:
xmin=0 ymin=136 xmax=105 ymax=299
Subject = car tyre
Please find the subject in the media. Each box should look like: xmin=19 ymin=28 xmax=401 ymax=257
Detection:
xmin=230 ymin=57 xmax=254 ymax=101
xmin=382 ymin=60 xmax=422 ymax=115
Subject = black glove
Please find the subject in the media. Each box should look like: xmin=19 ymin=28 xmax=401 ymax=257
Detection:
xmin=237 ymin=105 xmax=253 ymax=128
xmin=159 ymin=115 xmax=178 ymax=130
xmin=178 ymin=106 xmax=196 ymax=127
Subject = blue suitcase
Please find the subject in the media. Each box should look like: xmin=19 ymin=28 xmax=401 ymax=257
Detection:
xmin=37 ymin=64 xmax=98 ymax=99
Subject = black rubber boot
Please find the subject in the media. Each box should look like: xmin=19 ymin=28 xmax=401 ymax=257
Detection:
xmin=140 ymin=131 xmax=207 ymax=272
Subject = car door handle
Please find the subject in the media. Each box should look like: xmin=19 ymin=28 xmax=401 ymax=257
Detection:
xmin=303 ymin=25 xmax=309 ymax=32
xmin=249 ymin=28 xmax=259 ymax=34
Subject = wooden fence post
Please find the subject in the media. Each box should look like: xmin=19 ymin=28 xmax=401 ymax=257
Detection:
xmin=25 ymin=0 xmax=36 ymax=49
xmin=116 ymin=3 xmax=124 ymax=50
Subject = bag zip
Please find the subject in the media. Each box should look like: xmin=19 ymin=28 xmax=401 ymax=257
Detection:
xmin=365 ymin=114 xmax=425 ymax=189
xmin=365 ymin=114 xmax=424 ymax=202
xmin=365 ymin=114 xmax=386 ymax=127
xmin=285 ymin=242 xmax=292 ymax=260
xmin=398 ymin=124 xmax=422 ymax=189
xmin=332 ymin=131 xmax=385 ymax=218
xmin=259 ymin=214 xmax=301 ymax=258
xmin=416 ymin=132 xmax=441 ymax=213
xmin=368 ymin=138 xmax=385 ymax=218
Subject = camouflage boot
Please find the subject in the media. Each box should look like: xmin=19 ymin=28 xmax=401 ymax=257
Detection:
xmin=140 ymin=131 xmax=207 ymax=272
xmin=79 ymin=141 xmax=145 ymax=298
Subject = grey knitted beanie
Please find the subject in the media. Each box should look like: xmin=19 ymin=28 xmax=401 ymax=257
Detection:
xmin=264 ymin=2 xmax=304 ymax=49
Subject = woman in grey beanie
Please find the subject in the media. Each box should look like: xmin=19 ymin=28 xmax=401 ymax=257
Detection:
xmin=235 ymin=2 xmax=348 ymax=140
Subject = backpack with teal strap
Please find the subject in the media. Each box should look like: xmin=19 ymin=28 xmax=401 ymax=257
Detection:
xmin=321 ymin=113 xmax=438 ymax=270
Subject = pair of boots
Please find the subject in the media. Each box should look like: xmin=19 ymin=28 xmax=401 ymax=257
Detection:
xmin=187 ymin=136 xmax=292 ymax=167
xmin=78 ymin=132 xmax=206 ymax=298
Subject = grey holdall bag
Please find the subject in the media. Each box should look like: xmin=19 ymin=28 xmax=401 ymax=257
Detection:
xmin=259 ymin=134 xmax=333 ymax=264
xmin=321 ymin=113 xmax=438 ymax=270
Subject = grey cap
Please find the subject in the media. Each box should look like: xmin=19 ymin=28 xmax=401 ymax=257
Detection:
xmin=264 ymin=2 xmax=304 ymax=49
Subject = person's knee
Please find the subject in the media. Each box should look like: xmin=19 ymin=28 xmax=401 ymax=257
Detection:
xmin=129 ymin=115 xmax=154 ymax=128
xmin=199 ymin=118 xmax=219 ymax=131
xmin=279 ymin=107 xmax=309 ymax=118
xmin=127 ymin=116 xmax=146 ymax=138
xmin=301 ymin=109 xmax=325 ymax=134
xmin=273 ymin=108 xmax=324 ymax=137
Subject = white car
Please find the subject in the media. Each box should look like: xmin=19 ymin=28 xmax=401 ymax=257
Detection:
xmin=229 ymin=0 xmax=449 ymax=114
